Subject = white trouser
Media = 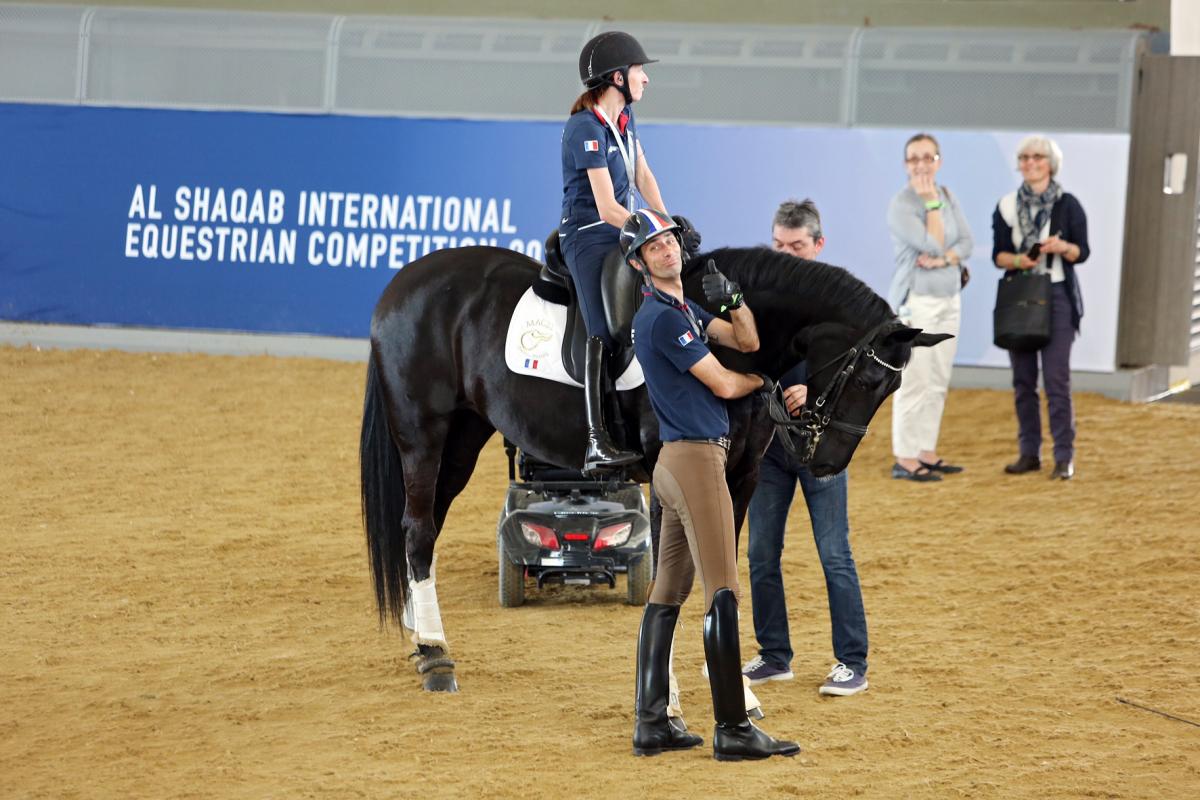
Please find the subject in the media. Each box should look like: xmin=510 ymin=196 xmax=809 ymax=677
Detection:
xmin=892 ymin=292 xmax=961 ymax=459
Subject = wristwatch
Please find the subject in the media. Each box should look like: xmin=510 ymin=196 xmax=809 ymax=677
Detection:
xmin=924 ymin=199 xmax=944 ymax=211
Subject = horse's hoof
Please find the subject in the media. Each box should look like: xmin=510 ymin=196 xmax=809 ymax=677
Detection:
xmin=414 ymin=644 xmax=458 ymax=692
xmin=422 ymin=670 xmax=459 ymax=693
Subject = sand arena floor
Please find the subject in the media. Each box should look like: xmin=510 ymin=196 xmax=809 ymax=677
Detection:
xmin=2 ymin=345 xmax=1198 ymax=799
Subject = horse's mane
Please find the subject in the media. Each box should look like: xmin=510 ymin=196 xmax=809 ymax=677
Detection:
xmin=692 ymin=246 xmax=894 ymax=328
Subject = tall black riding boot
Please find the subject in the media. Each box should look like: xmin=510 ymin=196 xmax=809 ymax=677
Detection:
xmin=633 ymin=603 xmax=704 ymax=756
xmin=584 ymin=336 xmax=639 ymax=473
xmin=704 ymin=588 xmax=801 ymax=762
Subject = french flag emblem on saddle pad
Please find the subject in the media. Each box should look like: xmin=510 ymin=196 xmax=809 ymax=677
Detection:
xmin=583 ymin=140 xmax=600 ymax=152
xmin=677 ymin=331 xmax=695 ymax=346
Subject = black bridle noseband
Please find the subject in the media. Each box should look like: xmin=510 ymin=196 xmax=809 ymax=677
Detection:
xmin=763 ymin=321 xmax=903 ymax=464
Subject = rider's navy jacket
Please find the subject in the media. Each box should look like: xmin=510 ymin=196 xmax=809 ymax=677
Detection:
xmin=633 ymin=293 xmax=729 ymax=442
xmin=559 ymin=105 xmax=638 ymax=240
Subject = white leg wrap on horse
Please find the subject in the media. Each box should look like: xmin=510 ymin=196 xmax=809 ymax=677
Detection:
xmin=743 ymin=676 xmax=762 ymax=714
xmin=733 ymin=607 xmax=761 ymax=714
xmin=401 ymin=593 xmax=415 ymax=631
xmin=701 ymin=661 xmax=763 ymax=715
xmin=409 ymin=573 xmax=448 ymax=648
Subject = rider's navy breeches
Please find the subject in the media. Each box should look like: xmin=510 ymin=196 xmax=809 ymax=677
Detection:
xmin=561 ymin=227 xmax=617 ymax=350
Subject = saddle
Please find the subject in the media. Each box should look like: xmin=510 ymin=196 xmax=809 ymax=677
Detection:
xmin=536 ymin=231 xmax=643 ymax=385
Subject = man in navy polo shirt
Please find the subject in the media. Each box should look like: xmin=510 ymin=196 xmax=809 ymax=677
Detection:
xmin=622 ymin=208 xmax=800 ymax=762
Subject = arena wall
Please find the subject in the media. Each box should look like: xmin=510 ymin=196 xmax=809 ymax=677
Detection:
xmin=7 ymin=0 xmax=1175 ymax=30
xmin=0 ymin=3 xmax=1165 ymax=396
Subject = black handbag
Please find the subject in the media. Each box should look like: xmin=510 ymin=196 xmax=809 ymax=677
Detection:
xmin=993 ymin=270 xmax=1051 ymax=351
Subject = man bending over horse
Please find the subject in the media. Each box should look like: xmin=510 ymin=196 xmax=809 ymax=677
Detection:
xmin=744 ymin=199 xmax=870 ymax=697
xmin=623 ymin=208 xmax=800 ymax=762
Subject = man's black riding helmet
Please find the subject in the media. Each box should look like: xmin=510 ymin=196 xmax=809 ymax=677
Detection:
xmin=620 ymin=209 xmax=680 ymax=269
xmin=579 ymin=31 xmax=657 ymax=97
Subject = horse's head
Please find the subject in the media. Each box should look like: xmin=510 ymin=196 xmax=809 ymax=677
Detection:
xmin=682 ymin=247 xmax=954 ymax=474
xmin=792 ymin=321 xmax=952 ymax=476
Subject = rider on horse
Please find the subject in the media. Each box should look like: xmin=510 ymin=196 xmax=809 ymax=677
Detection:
xmin=623 ymin=209 xmax=801 ymax=761
xmin=559 ymin=32 xmax=698 ymax=474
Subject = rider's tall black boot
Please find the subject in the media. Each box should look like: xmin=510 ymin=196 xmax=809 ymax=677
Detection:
xmin=584 ymin=336 xmax=639 ymax=473
xmin=704 ymin=588 xmax=801 ymax=762
xmin=633 ymin=603 xmax=704 ymax=756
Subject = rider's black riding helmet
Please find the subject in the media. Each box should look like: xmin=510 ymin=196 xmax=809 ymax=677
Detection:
xmin=579 ymin=31 xmax=657 ymax=103
xmin=620 ymin=209 xmax=681 ymax=270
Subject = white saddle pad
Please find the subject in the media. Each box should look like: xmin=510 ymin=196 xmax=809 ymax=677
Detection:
xmin=504 ymin=287 xmax=644 ymax=391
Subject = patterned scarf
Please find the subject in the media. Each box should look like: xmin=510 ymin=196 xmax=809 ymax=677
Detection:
xmin=1016 ymin=179 xmax=1063 ymax=253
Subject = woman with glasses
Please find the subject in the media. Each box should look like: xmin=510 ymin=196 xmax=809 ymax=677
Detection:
xmin=885 ymin=133 xmax=974 ymax=482
xmin=992 ymin=135 xmax=1089 ymax=480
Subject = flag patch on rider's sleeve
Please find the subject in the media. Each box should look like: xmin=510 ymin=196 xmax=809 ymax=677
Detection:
xmin=524 ymin=358 xmax=539 ymax=369
xmin=677 ymin=331 xmax=695 ymax=346
xmin=583 ymin=140 xmax=599 ymax=152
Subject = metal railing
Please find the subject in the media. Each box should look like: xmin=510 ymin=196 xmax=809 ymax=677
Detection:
xmin=0 ymin=3 xmax=1144 ymax=131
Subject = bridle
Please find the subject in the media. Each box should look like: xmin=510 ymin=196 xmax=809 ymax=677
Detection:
xmin=763 ymin=321 xmax=903 ymax=464
xmin=765 ymin=321 xmax=903 ymax=463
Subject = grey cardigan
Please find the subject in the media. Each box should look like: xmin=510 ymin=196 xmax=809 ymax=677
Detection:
xmin=886 ymin=184 xmax=974 ymax=312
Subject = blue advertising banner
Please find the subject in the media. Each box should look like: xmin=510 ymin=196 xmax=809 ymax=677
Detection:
xmin=0 ymin=103 xmax=1127 ymax=369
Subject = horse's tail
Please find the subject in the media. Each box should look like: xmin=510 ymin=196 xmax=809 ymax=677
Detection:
xmin=360 ymin=353 xmax=408 ymax=627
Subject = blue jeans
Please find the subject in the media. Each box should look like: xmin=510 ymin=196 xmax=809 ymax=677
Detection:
xmin=747 ymin=439 xmax=868 ymax=674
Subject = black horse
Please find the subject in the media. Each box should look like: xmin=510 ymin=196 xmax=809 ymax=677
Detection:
xmin=360 ymin=245 xmax=948 ymax=691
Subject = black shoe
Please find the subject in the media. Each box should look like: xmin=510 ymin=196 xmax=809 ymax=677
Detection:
xmin=920 ymin=458 xmax=964 ymax=474
xmin=891 ymin=463 xmax=941 ymax=482
xmin=1004 ymin=455 xmax=1041 ymax=474
xmin=1049 ymin=460 xmax=1074 ymax=480
xmin=583 ymin=337 xmax=638 ymax=473
xmin=633 ymin=604 xmax=703 ymax=756
xmin=713 ymin=720 xmax=802 ymax=762
xmin=704 ymin=589 xmax=800 ymax=762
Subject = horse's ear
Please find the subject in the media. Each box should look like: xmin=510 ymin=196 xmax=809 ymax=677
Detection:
xmin=884 ymin=326 xmax=923 ymax=344
xmin=884 ymin=327 xmax=954 ymax=347
xmin=913 ymin=332 xmax=954 ymax=347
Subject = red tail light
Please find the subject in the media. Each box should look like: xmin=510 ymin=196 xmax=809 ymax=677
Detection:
xmin=594 ymin=522 xmax=632 ymax=550
xmin=563 ymin=532 xmax=590 ymax=542
xmin=520 ymin=522 xmax=559 ymax=549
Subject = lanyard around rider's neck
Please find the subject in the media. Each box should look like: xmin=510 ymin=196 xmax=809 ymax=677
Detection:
xmin=593 ymin=105 xmax=637 ymax=212
xmin=642 ymin=284 xmax=708 ymax=344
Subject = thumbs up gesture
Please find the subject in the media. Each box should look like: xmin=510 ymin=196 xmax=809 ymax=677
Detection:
xmin=701 ymin=259 xmax=743 ymax=311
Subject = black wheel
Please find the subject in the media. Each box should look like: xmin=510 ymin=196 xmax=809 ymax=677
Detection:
xmin=626 ymin=553 xmax=650 ymax=605
xmin=498 ymin=532 xmax=526 ymax=608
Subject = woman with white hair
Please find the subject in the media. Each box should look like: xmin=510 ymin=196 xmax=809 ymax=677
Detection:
xmin=992 ymin=134 xmax=1090 ymax=480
